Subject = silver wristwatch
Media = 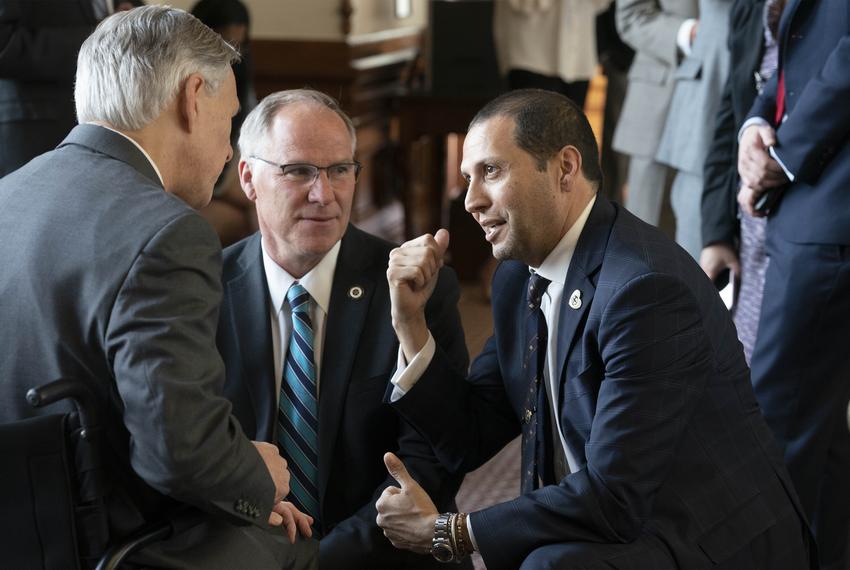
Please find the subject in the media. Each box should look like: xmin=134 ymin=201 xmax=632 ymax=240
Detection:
xmin=431 ymin=513 xmax=457 ymax=563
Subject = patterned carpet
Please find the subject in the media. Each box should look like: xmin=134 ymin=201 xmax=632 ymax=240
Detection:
xmin=453 ymin=283 xmax=521 ymax=570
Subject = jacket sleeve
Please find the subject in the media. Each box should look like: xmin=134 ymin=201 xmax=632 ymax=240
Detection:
xmin=615 ymin=0 xmax=688 ymax=66
xmin=701 ymin=70 xmax=739 ymax=248
xmin=320 ymin=266 xmax=470 ymax=567
xmin=0 ymin=1 xmax=95 ymax=81
xmin=772 ymin=35 xmax=850 ymax=183
xmin=105 ymin=213 xmax=276 ymax=528
xmin=389 ymin=263 xmax=521 ymax=476
xmin=470 ymin=272 xmax=713 ymax=569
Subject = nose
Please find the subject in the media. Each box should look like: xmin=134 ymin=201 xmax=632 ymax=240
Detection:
xmin=307 ymin=171 xmax=335 ymax=205
xmin=464 ymin=178 xmax=487 ymax=214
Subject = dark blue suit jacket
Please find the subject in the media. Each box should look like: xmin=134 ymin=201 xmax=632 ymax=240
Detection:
xmin=217 ymin=225 xmax=470 ymax=569
xmin=392 ymin=197 xmax=810 ymax=568
xmin=746 ymin=0 xmax=850 ymax=245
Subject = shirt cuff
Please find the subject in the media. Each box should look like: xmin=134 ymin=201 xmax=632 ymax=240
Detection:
xmin=388 ymin=333 xmax=435 ymax=402
xmin=768 ymin=146 xmax=795 ymax=181
xmin=738 ymin=116 xmax=770 ymax=143
xmin=677 ymin=18 xmax=698 ymax=56
xmin=466 ymin=513 xmax=479 ymax=552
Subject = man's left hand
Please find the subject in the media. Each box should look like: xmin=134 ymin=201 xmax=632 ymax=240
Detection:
xmin=737 ymin=124 xmax=788 ymax=191
xmin=375 ymin=452 xmax=438 ymax=554
xmin=737 ymin=184 xmax=769 ymax=218
xmin=269 ymin=501 xmax=314 ymax=543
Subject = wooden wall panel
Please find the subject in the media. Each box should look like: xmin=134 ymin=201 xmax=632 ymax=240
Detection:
xmin=251 ymin=33 xmax=420 ymax=237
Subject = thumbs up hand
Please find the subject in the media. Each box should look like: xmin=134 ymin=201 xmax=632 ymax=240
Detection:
xmin=375 ymin=452 xmax=438 ymax=554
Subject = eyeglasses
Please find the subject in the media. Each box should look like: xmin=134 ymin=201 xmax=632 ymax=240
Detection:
xmin=250 ymin=156 xmax=362 ymax=186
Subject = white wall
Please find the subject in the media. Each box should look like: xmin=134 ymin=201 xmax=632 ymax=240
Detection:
xmin=156 ymin=0 xmax=427 ymax=41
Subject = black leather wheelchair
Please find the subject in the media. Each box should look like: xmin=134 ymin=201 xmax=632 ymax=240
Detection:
xmin=0 ymin=378 xmax=200 ymax=569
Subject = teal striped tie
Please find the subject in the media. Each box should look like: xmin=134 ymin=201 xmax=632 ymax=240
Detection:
xmin=277 ymin=283 xmax=320 ymax=524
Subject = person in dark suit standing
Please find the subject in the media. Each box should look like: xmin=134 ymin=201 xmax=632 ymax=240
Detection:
xmin=0 ymin=0 xmax=101 ymax=177
xmin=374 ymin=89 xmax=812 ymax=569
xmin=0 ymin=7 xmax=315 ymax=568
xmin=737 ymin=0 xmax=850 ymax=566
xmin=701 ymin=0 xmax=780 ymax=364
xmin=218 ymin=89 xmax=469 ymax=569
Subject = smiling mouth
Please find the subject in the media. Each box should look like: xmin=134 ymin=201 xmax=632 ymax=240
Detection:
xmin=481 ymin=221 xmax=505 ymax=241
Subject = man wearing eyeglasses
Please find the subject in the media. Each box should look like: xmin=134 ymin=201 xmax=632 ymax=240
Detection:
xmin=216 ymin=89 xmax=470 ymax=569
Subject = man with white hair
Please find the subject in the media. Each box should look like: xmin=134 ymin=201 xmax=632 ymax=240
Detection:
xmin=0 ymin=6 xmax=315 ymax=568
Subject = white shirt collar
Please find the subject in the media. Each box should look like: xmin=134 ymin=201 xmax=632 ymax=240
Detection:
xmin=532 ymin=195 xmax=597 ymax=284
xmin=91 ymin=123 xmax=165 ymax=187
xmin=261 ymin=238 xmax=341 ymax=316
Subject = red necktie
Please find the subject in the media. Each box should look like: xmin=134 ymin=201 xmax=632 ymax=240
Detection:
xmin=774 ymin=70 xmax=786 ymax=125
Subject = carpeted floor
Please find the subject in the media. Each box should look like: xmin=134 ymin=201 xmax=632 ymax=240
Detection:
xmin=453 ymin=283 xmax=520 ymax=570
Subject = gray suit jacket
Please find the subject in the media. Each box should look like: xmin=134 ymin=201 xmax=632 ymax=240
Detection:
xmin=656 ymin=0 xmax=733 ymax=173
xmin=0 ymin=124 xmax=301 ymax=567
xmin=613 ymin=0 xmax=699 ymax=157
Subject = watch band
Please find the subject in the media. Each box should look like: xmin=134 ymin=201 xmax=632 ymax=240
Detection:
xmin=431 ymin=512 xmax=458 ymax=563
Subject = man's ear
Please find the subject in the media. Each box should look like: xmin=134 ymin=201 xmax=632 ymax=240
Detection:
xmin=558 ymin=145 xmax=583 ymax=191
xmin=238 ymin=158 xmax=257 ymax=201
xmin=178 ymin=73 xmax=206 ymax=133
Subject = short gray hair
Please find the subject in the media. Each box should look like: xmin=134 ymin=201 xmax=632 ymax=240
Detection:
xmin=75 ymin=5 xmax=239 ymax=131
xmin=238 ymin=89 xmax=357 ymax=159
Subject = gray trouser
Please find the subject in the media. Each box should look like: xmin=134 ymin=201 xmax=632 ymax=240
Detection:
xmin=669 ymin=169 xmax=703 ymax=260
xmin=624 ymin=155 xmax=671 ymax=226
xmin=132 ymin=518 xmax=319 ymax=569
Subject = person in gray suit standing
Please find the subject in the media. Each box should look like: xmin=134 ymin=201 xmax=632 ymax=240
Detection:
xmin=0 ymin=6 xmax=315 ymax=569
xmin=655 ymin=0 xmax=732 ymax=259
xmin=613 ymin=0 xmax=699 ymax=234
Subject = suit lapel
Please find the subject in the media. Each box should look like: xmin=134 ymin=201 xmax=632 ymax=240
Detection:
xmin=317 ymin=227 xmax=376 ymax=503
xmin=556 ymin=198 xmax=614 ymax=386
xmin=225 ymin=235 xmax=278 ymax=440
xmin=778 ymin=0 xmax=803 ymax=62
xmin=555 ymin=198 xmax=615 ymax=466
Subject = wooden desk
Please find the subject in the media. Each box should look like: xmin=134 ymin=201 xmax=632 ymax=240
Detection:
xmin=395 ymin=91 xmax=496 ymax=281
xmin=395 ymin=92 xmax=491 ymax=238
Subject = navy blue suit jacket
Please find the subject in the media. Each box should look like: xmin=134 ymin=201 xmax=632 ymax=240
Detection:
xmin=746 ymin=0 xmax=850 ymax=245
xmin=391 ymin=197 xmax=810 ymax=568
xmin=217 ymin=225 xmax=469 ymax=569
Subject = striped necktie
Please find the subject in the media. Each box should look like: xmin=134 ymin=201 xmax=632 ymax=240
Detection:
xmin=277 ymin=283 xmax=320 ymax=524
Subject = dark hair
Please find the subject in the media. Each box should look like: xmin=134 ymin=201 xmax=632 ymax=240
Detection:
xmin=191 ymin=0 xmax=250 ymax=29
xmin=469 ymin=89 xmax=603 ymax=185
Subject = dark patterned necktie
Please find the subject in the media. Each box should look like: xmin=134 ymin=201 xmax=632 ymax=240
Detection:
xmin=277 ymin=283 xmax=320 ymax=524
xmin=520 ymin=272 xmax=551 ymax=494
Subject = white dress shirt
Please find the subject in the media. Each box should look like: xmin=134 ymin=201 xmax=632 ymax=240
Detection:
xmin=262 ymin=239 xmax=340 ymax=398
xmin=532 ymin=194 xmax=596 ymax=478
xmin=389 ymin=196 xmax=597 ymax=549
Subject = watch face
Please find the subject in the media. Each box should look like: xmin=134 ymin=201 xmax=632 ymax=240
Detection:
xmin=432 ymin=542 xmax=454 ymax=563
